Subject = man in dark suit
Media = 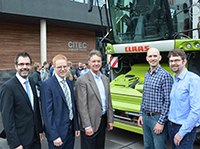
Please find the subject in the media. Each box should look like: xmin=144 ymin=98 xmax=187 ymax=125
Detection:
xmin=0 ymin=52 xmax=44 ymax=149
xmin=75 ymin=50 xmax=114 ymax=149
xmin=40 ymin=54 xmax=80 ymax=149
xmin=105 ymin=60 xmax=111 ymax=82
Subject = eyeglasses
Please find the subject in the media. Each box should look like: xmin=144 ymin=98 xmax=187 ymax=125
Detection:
xmin=17 ymin=63 xmax=31 ymax=67
xmin=169 ymin=59 xmax=182 ymax=63
xmin=90 ymin=60 xmax=101 ymax=63
xmin=55 ymin=66 xmax=67 ymax=70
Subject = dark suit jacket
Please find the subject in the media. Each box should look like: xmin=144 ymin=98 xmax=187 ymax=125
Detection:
xmin=40 ymin=75 xmax=79 ymax=142
xmin=0 ymin=76 xmax=43 ymax=149
xmin=31 ymin=70 xmax=42 ymax=89
xmin=75 ymin=67 xmax=83 ymax=78
xmin=75 ymin=71 xmax=113 ymax=133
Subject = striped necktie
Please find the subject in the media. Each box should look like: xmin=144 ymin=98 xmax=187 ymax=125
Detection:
xmin=61 ymin=80 xmax=73 ymax=120
xmin=24 ymin=80 xmax=34 ymax=109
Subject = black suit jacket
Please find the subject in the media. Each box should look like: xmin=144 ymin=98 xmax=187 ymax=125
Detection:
xmin=0 ymin=76 xmax=43 ymax=149
xmin=75 ymin=67 xmax=83 ymax=78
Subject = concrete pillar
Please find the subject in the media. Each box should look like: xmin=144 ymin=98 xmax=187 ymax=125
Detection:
xmin=40 ymin=19 xmax=47 ymax=65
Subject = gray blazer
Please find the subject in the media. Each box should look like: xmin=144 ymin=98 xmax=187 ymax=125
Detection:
xmin=75 ymin=71 xmax=113 ymax=133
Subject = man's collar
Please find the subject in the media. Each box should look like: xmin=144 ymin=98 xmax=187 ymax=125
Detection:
xmin=16 ymin=72 xmax=28 ymax=84
xmin=148 ymin=65 xmax=161 ymax=74
xmin=55 ymin=73 xmax=65 ymax=82
xmin=90 ymin=70 xmax=102 ymax=79
xmin=175 ymin=68 xmax=187 ymax=80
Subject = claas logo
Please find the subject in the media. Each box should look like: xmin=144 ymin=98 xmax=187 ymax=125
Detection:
xmin=125 ymin=46 xmax=149 ymax=52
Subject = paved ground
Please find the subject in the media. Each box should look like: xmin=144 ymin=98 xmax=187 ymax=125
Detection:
xmin=0 ymin=115 xmax=200 ymax=148
xmin=0 ymin=127 xmax=144 ymax=149
xmin=1 ymin=127 xmax=200 ymax=149
xmin=0 ymin=128 xmax=145 ymax=149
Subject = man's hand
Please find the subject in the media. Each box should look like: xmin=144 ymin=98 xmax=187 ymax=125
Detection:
xmin=75 ymin=130 xmax=80 ymax=137
xmin=108 ymin=123 xmax=113 ymax=131
xmin=53 ymin=137 xmax=63 ymax=147
xmin=174 ymin=133 xmax=183 ymax=146
xmin=39 ymin=133 xmax=44 ymax=141
xmin=138 ymin=116 xmax=143 ymax=128
xmin=74 ymin=75 xmax=77 ymax=80
xmin=15 ymin=145 xmax=23 ymax=149
xmin=153 ymin=122 xmax=164 ymax=135
xmin=85 ymin=127 xmax=94 ymax=136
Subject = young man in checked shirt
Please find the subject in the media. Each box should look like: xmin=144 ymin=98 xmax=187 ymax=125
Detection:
xmin=138 ymin=47 xmax=173 ymax=149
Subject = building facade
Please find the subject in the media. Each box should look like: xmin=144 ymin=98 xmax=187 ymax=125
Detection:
xmin=0 ymin=0 xmax=106 ymax=69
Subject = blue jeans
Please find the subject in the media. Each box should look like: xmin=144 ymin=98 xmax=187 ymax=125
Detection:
xmin=168 ymin=121 xmax=197 ymax=149
xmin=142 ymin=113 xmax=168 ymax=149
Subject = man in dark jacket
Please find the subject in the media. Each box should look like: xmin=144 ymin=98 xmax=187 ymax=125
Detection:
xmin=0 ymin=52 xmax=44 ymax=149
xmin=74 ymin=62 xmax=83 ymax=80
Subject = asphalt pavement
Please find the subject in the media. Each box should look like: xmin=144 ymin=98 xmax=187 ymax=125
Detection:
xmin=0 ymin=127 xmax=145 ymax=149
xmin=1 ymin=127 xmax=200 ymax=149
xmin=0 ymin=113 xmax=200 ymax=149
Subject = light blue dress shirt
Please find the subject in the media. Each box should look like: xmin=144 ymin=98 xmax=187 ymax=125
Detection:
xmin=85 ymin=70 xmax=107 ymax=130
xmin=16 ymin=73 xmax=34 ymax=108
xmin=80 ymin=68 xmax=90 ymax=76
xmin=90 ymin=70 xmax=107 ymax=115
xmin=168 ymin=68 xmax=200 ymax=137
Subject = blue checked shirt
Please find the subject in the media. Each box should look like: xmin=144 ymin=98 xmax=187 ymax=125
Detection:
xmin=140 ymin=65 xmax=173 ymax=125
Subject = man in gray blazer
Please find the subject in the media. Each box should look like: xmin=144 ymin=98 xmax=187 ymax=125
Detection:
xmin=75 ymin=50 xmax=113 ymax=149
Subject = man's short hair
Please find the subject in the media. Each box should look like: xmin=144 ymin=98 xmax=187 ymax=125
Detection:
xmin=15 ymin=51 xmax=32 ymax=65
xmin=52 ymin=54 xmax=67 ymax=66
xmin=88 ymin=50 xmax=102 ymax=61
xmin=67 ymin=61 xmax=72 ymax=66
xmin=43 ymin=61 xmax=49 ymax=66
xmin=33 ymin=62 xmax=40 ymax=70
xmin=168 ymin=49 xmax=187 ymax=60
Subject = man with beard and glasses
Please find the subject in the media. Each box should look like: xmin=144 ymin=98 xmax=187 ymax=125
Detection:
xmin=0 ymin=52 xmax=44 ymax=149
xmin=138 ymin=47 xmax=173 ymax=149
xmin=168 ymin=49 xmax=200 ymax=149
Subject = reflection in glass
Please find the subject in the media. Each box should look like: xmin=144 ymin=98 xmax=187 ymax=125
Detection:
xmin=108 ymin=0 xmax=191 ymax=44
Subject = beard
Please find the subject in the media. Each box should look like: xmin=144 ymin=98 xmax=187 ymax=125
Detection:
xmin=19 ymin=68 xmax=30 ymax=79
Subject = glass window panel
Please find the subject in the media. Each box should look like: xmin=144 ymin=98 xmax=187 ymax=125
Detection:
xmin=108 ymin=0 xmax=191 ymax=44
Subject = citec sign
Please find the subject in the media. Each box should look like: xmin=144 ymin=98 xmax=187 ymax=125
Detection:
xmin=68 ymin=41 xmax=87 ymax=51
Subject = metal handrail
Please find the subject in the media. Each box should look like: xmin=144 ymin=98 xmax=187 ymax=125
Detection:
xmin=0 ymin=68 xmax=16 ymax=72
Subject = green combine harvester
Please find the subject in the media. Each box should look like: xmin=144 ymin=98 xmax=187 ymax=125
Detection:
xmin=88 ymin=0 xmax=200 ymax=142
